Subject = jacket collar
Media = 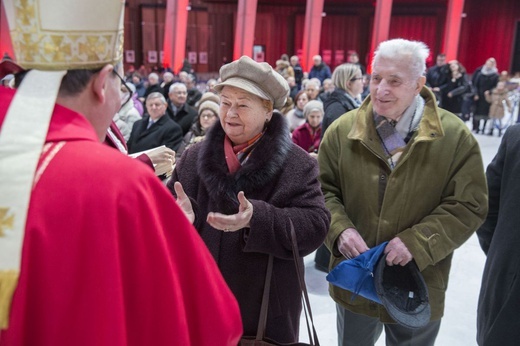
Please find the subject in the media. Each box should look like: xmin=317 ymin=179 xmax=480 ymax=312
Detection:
xmin=348 ymin=86 xmax=444 ymax=144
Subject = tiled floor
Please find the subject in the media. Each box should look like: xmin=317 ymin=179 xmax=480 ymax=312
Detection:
xmin=300 ymin=129 xmax=504 ymax=346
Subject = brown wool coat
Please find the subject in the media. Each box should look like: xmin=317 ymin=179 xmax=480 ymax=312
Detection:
xmin=169 ymin=112 xmax=330 ymax=343
xmin=485 ymin=88 xmax=512 ymax=119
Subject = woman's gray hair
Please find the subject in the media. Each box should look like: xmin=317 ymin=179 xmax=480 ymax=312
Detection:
xmin=303 ymin=100 xmax=324 ymax=119
xmin=332 ymin=63 xmax=362 ymax=91
xmin=372 ymin=39 xmax=429 ymax=79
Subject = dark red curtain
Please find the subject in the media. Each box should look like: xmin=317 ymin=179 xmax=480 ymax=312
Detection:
xmin=459 ymin=0 xmax=520 ymax=74
xmin=388 ymin=15 xmax=439 ymax=66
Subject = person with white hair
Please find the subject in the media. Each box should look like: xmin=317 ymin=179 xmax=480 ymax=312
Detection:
xmin=161 ymin=71 xmax=175 ymax=98
xmin=318 ymin=38 xmax=488 ymax=346
xmin=308 ymin=54 xmax=331 ymax=83
xmin=166 ymin=82 xmax=198 ymax=135
xmin=141 ymin=72 xmax=162 ymax=103
xmin=292 ymin=100 xmax=324 ymax=157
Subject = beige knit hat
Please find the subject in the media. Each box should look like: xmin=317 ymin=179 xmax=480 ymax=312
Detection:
xmin=198 ymin=100 xmax=220 ymax=117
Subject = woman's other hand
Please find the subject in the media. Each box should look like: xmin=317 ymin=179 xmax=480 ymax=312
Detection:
xmin=207 ymin=191 xmax=253 ymax=232
xmin=173 ymin=181 xmax=195 ymax=224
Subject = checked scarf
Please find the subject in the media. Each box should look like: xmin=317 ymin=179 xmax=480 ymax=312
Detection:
xmin=374 ymin=95 xmax=425 ymax=169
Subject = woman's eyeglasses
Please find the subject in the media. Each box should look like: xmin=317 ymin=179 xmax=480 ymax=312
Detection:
xmin=350 ymin=77 xmax=363 ymax=82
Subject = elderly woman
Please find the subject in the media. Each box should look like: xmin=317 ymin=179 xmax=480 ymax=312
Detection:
xmin=292 ymin=100 xmax=324 ymax=157
xmin=321 ymin=63 xmax=363 ymax=136
xmin=168 ymin=56 xmax=330 ymax=344
xmin=176 ymin=100 xmax=219 ymax=156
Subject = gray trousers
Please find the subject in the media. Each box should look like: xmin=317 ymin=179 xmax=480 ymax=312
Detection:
xmin=336 ymin=304 xmax=441 ymax=346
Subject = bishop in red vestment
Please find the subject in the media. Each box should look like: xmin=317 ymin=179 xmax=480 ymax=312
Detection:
xmin=0 ymin=86 xmax=243 ymax=345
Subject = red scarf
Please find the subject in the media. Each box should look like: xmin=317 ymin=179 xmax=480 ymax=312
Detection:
xmin=224 ymin=132 xmax=264 ymax=173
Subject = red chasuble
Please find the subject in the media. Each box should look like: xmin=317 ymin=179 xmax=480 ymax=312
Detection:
xmin=0 ymin=88 xmax=242 ymax=345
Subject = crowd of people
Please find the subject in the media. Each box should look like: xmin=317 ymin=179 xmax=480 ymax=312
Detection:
xmin=1 ymin=2 xmax=520 ymax=345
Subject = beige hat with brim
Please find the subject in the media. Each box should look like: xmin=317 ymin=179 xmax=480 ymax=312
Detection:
xmin=214 ymin=56 xmax=289 ymax=109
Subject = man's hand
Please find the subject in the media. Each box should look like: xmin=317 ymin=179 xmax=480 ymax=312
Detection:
xmin=337 ymin=228 xmax=369 ymax=259
xmin=173 ymin=181 xmax=195 ymax=224
xmin=384 ymin=237 xmax=413 ymax=266
xmin=206 ymin=191 xmax=253 ymax=232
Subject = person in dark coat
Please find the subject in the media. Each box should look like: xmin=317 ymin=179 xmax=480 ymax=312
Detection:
xmin=169 ymin=56 xmax=330 ymax=344
xmin=290 ymin=55 xmax=304 ymax=89
xmin=127 ymin=92 xmax=183 ymax=154
xmin=472 ymin=58 xmax=499 ymax=133
xmin=476 ymin=124 xmax=520 ymax=346
xmin=426 ymin=53 xmax=450 ymax=106
xmin=321 ymin=63 xmax=363 ymax=137
xmin=308 ymin=55 xmax=332 ymax=84
xmin=438 ymin=60 xmax=470 ymax=116
xmin=166 ymin=82 xmax=198 ymax=135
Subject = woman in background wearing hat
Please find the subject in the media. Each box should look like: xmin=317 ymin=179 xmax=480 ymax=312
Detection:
xmin=169 ymin=56 xmax=330 ymax=343
xmin=176 ymin=100 xmax=219 ymax=156
xmin=292 ymin=100 xmax=324 ymax=158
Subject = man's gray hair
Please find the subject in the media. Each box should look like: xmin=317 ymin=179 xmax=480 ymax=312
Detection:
xmin=146 ymin=92 xmax=167 ymax=104
xmin=169 ymin=82 xmax=187 ymax=93
xmin=372 ymin=39 xmax=429 ymax=79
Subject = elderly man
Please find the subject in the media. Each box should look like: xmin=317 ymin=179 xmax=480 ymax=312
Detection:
xmin=290 ymin=55 xmax=304 ymax=89
xmin=167 ymin=82 xmax=198 ymax=135
xmin=426 ymin=53 xmax=450 ymax=106
xmin=141 ymin=72 xmax=163 ymax=103
xmin=318 ymin=38 xmax=488 ymax=346
xmin=184 ymin=73 xmax=203 ymax=107
xmin=127 ymin=92 xmax=183 ymax=154
xmin=0 ymin=1 xmax=242 ymax=344
xmin=305 ymin=78 xmax=321 ymax=101
xmin=308 ymin=55 xmax=331 ymax=84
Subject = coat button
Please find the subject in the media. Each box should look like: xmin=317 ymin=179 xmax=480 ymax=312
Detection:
xmin=380 ymin=175 xmax=386 ymax=181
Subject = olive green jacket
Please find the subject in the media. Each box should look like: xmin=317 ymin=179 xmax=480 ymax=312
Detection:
xmin=318 ymin=87 xmax=488 ymax=322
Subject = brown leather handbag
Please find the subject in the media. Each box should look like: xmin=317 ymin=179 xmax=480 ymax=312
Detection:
xmin=239 ymin=219 xmax=320 ymax=346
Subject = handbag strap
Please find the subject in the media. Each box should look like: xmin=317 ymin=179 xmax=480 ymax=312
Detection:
xmin=253 ymin=220 xmax=320 ymax=345
xmin=289 ymin=219 xmax=320 ymax=346
xmin=255 ymin=254 xmax=274 ymax=340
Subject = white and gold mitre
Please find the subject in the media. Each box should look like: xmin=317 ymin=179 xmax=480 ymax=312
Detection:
xmin=3 ymin=0 xmax=125 ymax=70
xmin=0 ymin=0 xmax=125 ymax=330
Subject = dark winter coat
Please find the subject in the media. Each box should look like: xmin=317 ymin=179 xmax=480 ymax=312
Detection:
xmin=322 ymin=88 xmax=360 ymax=136
xmin=472 ymin=67 xmax=499 ymax=117
xmin=169 ymin=112 xmax=330 ymax=343
xmin=127 ymin=114 xmax=183 ymax=154
xmin=477 ymin=124 xmax=520 ymax=346
xmin=439 ymin=73 xmax=470 ymax=114
xmin=309 ymin=63 xmax=331 ymax=83
xmin=166 ymin=102 xmax=198 ymax=136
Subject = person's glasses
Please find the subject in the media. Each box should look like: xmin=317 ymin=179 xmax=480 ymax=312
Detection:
xmin=113 ymin=69 xmax=132 ymax=108
xmin=350 ymin=77 xmax=363 ymax=82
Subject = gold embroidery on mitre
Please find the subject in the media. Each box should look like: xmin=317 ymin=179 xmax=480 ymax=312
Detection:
xmin=10 ymin=0 xmax=123 ymax=69
xmin=0 ymin=208 xmax=15 ymax=238
xmin=17 ymin=0 xmax=36 ymax=27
